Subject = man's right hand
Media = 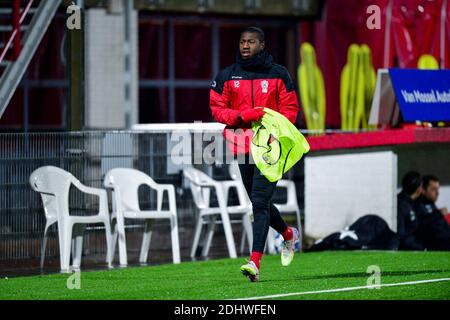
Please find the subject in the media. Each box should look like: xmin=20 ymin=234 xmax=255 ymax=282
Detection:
xmin=239 ymin=108 xmax=265 ymax=124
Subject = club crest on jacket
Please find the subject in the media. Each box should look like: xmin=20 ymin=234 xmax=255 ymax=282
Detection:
xmin=261 ymin=80 xmax=268 ymax=93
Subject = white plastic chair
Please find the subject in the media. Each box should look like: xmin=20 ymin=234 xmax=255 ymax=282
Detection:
xmin=267 ymin=179 xmax=303 ymax=254
xmin=29 ymin=166 xmax=112 ymax=273
xmin=103 ymin=168 xmax=180 ymax=266
xmin=183 ymin=166 xmax=252 ymax=259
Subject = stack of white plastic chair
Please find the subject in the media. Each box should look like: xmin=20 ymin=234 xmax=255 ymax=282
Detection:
xmin=103 ymin=168 xmax=180 ymax=266
xmin=183 ymin=166 xmax=252 ymax=259
xmin=29 ymin=166 xmax=112 ymax=273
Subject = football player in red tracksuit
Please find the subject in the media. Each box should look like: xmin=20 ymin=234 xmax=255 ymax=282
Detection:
xmin=209 ymin=26 xmax=300 ymax=282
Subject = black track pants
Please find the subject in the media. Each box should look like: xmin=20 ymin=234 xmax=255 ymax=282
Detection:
xmin=238 ymin=160 xmax=288 ymax=253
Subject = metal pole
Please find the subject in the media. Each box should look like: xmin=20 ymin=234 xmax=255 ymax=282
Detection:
xmin=383 ymin=0 xmax=393 ymax=68
xmin=67 ymin=1 xmax=85 ymax=130
xmin=168 ymin=18 xmax=176 ymax=123
xmin=124 ymin=0 xmax=138 ymax=128
xmin=441 ymin=0 xmax=448 ymax=69
xmin=23 ymin=75 xmax=29 ymax=133
xmin=12 ymin=0 xmax=21 ymax=60
xmin=211 ymin=21 xmax=219 ymax=78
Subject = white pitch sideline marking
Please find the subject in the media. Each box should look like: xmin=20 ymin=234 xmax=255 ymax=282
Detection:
xmin=233 ymin=277 xmax=450 ymax=300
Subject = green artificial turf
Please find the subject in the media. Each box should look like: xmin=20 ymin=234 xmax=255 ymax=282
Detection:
xmin=0 ymin=251 xmax=449 ymax=300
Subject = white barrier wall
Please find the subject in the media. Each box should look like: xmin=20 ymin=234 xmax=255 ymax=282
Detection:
xmin=85 ymin=9 xmax=125 ymax=128
xmin=305 ymin=151 xmax=398 ymax=239
xmin=436 ymin=186 xmax=450 ymax=211
xmin=85 ymin=7 xmax=138 ymax=129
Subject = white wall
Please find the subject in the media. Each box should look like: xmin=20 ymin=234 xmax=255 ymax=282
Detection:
xmin=85 ymin=9 xmax=126 ymax=128
xmin=305 ymin=151 xmax=398 ymax=239
xmin=436 ymin=186 xmax=450 ymax=210
xmin=84 ymin=6 xmax=138 ymax=129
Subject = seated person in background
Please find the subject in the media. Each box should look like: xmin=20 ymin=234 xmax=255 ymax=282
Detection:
xmin=397 ymin=171 xmax=425 ymax=250
xmin=417 ymin=175 xmax=449 ymax=219
xmin=414 ymin=175 xmax=450 ymax=251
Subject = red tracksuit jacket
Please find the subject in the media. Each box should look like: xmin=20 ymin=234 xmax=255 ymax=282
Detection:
xmin=209 ymin=55 xmax=300 ymax=154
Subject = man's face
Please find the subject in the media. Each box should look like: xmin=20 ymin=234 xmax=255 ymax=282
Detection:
xmin=424 ymin=180 xmax=439 ymax=203
xmin=239 ymin=32 xmax=264 ymax=59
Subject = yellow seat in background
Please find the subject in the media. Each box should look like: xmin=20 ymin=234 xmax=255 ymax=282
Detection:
xmin=418 ymin=54 xmax=439 ymax=70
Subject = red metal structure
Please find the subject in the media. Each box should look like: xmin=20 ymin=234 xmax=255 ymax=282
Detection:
xmin=0 ymin=0 xmax=34 ymax=64
xmin=12 ymin=0 xmax=21 ymax=60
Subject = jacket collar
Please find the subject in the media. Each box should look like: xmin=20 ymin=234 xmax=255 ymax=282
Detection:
xmin=236 ymin=50 xmax=273 ymax=72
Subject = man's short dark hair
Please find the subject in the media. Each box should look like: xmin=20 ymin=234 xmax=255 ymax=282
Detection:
xmin=422 ymin=175 xmax=439 ymax=190
xmin=402 ymin=171 xmax=422 ymax=195
xmin=241 ymin=26 xmax=265 ymax=42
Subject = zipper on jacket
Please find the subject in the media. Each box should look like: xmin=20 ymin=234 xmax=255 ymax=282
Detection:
xmin=251 ymin=79 xmax=254 ymax=109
